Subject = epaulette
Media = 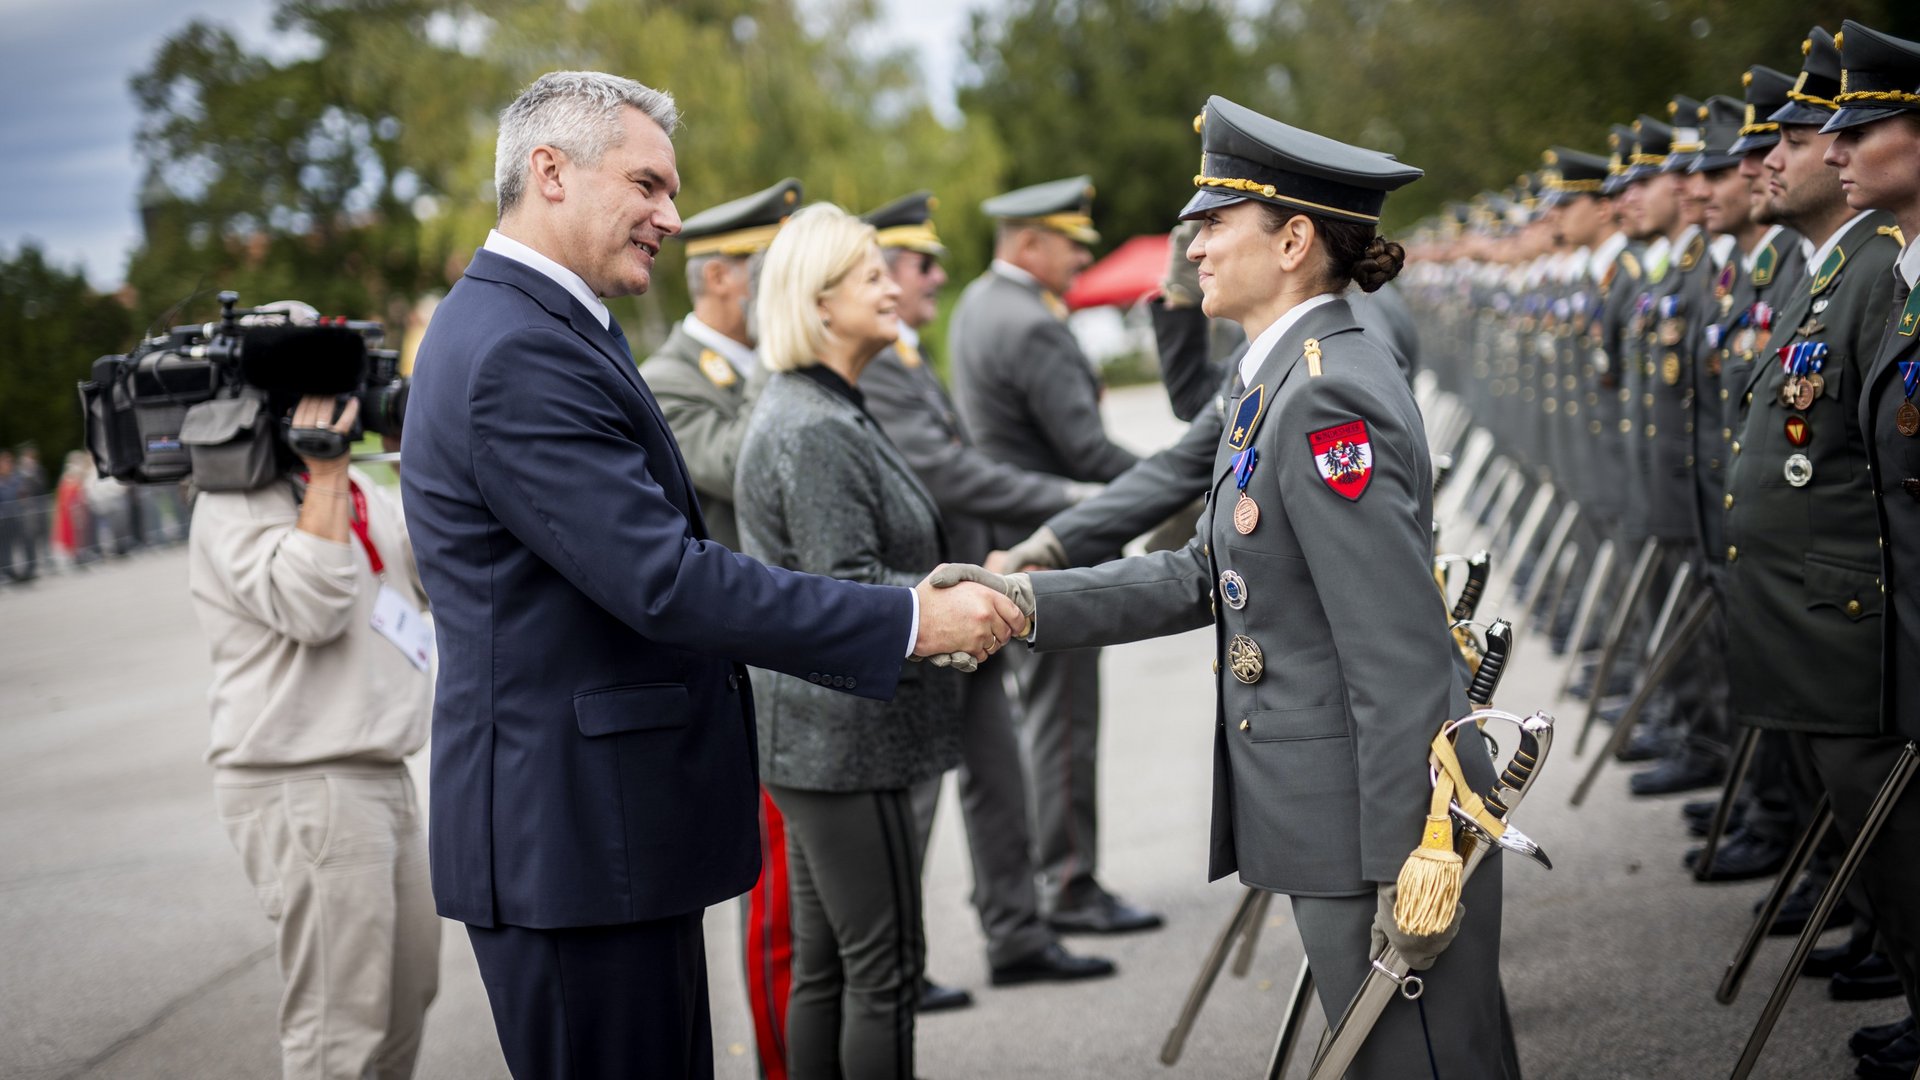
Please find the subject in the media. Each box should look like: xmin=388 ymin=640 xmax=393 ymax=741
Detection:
xmin=1678 ymin=233 xmax=1705 ymax=273
xmin=1621 ymin=252 xmax=1642 ymax=281
xmin=1751 ymin=243 xmax=1777 ymax=287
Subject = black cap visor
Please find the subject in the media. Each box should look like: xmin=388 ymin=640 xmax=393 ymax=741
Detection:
xmin=1821 ymin=103 xmax=1916 ymax=133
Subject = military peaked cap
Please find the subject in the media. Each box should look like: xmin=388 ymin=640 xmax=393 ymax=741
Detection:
xmin=1603 ymin=122 xmax=1639 ymax=194
xmin=1540 ymin=147 xmax=1610 ymax=207
xmin=1623 ymin=116 xmax=1673 ymax=182
xmin=1772 ymin=27 xmax=1842 ymax=127
xmin=1823 ymin=20 xmax=1920 ymax=133
xmin=1664 ymin=95 xmax=1707 ymax=172
xmin=1730 ymin=65 xmax=1797 ymax=155
xmin=680 ymin=177 xmax=802 ymax=258
xmin=1692 ymin=96 xmax=1749 ymax=172
xmin=983 ymin=177 xmax=1100 ymax=245
xmin=862 ymin=191 xmax=947 ymax=256
xmin=1179 ymin=95 xmax=1420 ymax=225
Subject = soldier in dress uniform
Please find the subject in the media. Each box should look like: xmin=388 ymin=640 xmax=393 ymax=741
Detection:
xmin=1623 ymin=98 xmax=1734 ymax=797
xmin=1685 ymin=62 xmax=1825 ymax=898
xmin=1720 ymin=24 xmax=1909 ymax=1063
xmin=947 ymin=176 xmax=1163 ymax=934
xmin=854 ymin=191 xmax=1117 ymax=999
xmin=640 ymin=177 xmax=801 ymax=549
xmin=1824 ymin=20 xmax=1920 ymax=1075
xmin=949 ymin=96 xmax=1518 ymax=1080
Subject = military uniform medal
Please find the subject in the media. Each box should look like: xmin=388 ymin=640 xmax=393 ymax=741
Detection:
xmin=1230 ymin=447 xmax=1260 ymax=534
xmin=1898 ymin=361 xmax=1920 ymax=438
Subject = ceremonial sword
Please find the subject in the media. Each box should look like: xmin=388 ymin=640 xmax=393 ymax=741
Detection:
xmin=1307 ymin=700 xmax=1555 ymax=1080
xmin=1263 ymin=620 xmax=1520 ymax=1080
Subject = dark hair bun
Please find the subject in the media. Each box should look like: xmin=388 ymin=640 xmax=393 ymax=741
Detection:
xmin=1350 ymin=236 xmax=1405 ymax=293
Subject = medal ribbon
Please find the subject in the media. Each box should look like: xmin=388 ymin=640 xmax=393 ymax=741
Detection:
xmin=1901 ymin=360 xmax=1920 ymax=402
xmin=1658 ymin=295 xmax=1680 ymax=319
xmin=1753 ymin=302 xmax=1773 ymax=330
xmin=1232 ymin=447 xmax=1258 ymax=491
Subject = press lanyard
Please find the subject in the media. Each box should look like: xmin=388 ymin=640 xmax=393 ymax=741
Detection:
xmin=299 ymin=473 xmax=384 ymax=576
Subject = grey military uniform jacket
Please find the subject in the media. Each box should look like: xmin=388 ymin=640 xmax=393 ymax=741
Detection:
xmin=1861 ymin=258 xmax=1920 ymax=741
xmin=735 ymin=368 xmax=962 ymax=791
xmin=861 ymin=342 xmax=1076 ymax=564
xmin=639 ymin=323 xmax=756 ymax=549
xmin=1024 ymin=298 xmax=1487 ymax=895
xmin=948 ymin=269 xmax=1140 ymax=549
xmin=1637 ymin=231 xmax=1714 ymax=543
xmin=1587 ymin=243 xmax=1645 ymax=527
xmin=1722 ymin=212 xmax=1901 ymax=736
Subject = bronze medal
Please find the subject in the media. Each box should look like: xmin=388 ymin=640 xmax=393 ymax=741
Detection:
xmin=1779 ymin=376 xmax=1802 ymax=409
xmin=1731 ymin=327 xmax=1757 ymax=357
xmin=1658 ymin=317 xmax=1685 ymax=347
xmin=1233 ymin=491 xmax=1260 ymax=534
xmin=1226 ymin=635 xmax=1264 ymax=684
xmin=1793 ymin=379 xmax=1817 ymax=411
xmin=1661 ymin=354 xmax=1681 ymax=386
xmin=1806 ymin=372 xmax=1826 ymax=400
xmin=1897 ymin=401 xmax=1920 ymax=438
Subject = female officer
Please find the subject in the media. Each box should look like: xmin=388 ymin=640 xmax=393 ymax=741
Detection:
xmin=941 ymin=96 xmax=1514 ymax=1078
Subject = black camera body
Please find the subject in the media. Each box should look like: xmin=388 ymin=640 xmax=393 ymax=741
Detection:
xmin=80 ymin=291 xmax=408 ymax=490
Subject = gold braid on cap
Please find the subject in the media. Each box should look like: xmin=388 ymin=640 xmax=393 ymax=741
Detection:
xmin=1836 ymin=83 xmax=1920 ymax=105
xmin=1628 ymin=153 xmax=1666 ymax=166
xmin=1739 ymin=103 xmax=1779 ymax=135
xmin=1545 ymin=177 xmax=1605 ymax=193
xmin=1191 ymin=174 xmax=1382 ymax=223
xmin=1789 ymin=71 xmax=1838 ymax=109
xmin=874 ymin=223 xmax=945 ymax=253
xmin=684 ymin=222 xmax=786 ymax=258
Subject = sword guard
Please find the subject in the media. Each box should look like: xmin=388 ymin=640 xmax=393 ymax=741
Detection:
xmin=1371 ymin=958 xmax=1424 ymax=1000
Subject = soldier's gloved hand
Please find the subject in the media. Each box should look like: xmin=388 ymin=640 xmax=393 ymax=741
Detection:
xmin=1370 ymin=884 xmax=1465 ymax=972
xmin=1162 ymin=220 xmax=1203 ymax=309
xmin=926 ymin=563 xmax=1036 ymax=634
xmin=1000 ymin=525 xmax=1069 ymax=572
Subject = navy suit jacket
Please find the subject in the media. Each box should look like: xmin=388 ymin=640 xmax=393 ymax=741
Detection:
xmin=403 ymin=249 xmax=913 ymax=928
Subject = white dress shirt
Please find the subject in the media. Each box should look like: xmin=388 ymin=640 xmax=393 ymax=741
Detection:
xmin=1238 ymin=292 xmax=1340 ymax=388
xmin=482 ymin=230 xmax=610 ymax=330
xmin=680 ymin=314 xmax=758 ymax=377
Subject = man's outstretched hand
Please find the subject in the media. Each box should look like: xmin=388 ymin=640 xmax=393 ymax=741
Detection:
xmin=913 ymin=568 xmax=1031 ymax=672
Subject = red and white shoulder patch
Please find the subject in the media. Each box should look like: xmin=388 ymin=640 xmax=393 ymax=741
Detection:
xmin=1307 ymin=419 xmax=1373 ymax=501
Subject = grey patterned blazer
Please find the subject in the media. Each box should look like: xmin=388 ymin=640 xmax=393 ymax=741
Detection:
xmin=735 ymin=366 xmax=962 ymax=791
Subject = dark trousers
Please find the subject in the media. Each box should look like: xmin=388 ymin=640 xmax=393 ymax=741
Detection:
xmin=910 ymin=656 xmax=1054 ymax=967
xmin=1005 ymin=645 xmax=1106 ymax=913
xmin=1806 ymin=734 xmax=1920 ymax=1018
xmin=466 ymin=912 xmax=712 ymax=1080
xmin=767 ymin=782 xmax=928 ymax=1080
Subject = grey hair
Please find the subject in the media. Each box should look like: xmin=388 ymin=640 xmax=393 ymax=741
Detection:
xmin=494 ymin=71 xmax=679 ymax=218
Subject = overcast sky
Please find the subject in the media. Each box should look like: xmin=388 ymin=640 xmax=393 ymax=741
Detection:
xmin=0 ymin=0 xmax=977 ymax=290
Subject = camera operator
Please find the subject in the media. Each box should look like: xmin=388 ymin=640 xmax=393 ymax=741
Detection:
xmin=186 ymin=392 xmax=439 ymax=1080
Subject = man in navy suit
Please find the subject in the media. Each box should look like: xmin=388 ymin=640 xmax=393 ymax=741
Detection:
xmin=402 ymin=71 xmax=1026 ymax=1079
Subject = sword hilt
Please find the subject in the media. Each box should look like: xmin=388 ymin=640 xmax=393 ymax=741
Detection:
xmin=1466 ymin=619 xmax=1512 ymax=706
xmin=1450 ymin=551 xmax=1491 ymax=622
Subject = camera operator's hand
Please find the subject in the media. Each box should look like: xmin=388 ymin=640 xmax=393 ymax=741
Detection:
xmin=293 ymin=395 xmax=359 ymax=544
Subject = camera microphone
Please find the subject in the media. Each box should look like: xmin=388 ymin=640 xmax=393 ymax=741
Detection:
xmin=238 ymin=324 xmax=368 ymax=395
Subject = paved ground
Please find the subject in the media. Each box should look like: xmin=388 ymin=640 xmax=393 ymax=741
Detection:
xmin=0 ymin=385 xmax=1894 ymax=1079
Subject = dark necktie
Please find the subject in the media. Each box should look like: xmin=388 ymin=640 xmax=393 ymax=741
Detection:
xmin=607 ymin=315 xmax=632 ymax=360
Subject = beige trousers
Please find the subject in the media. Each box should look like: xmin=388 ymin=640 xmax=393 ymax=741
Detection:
xmin=215 ymin=763 xmax=439 ymax=1080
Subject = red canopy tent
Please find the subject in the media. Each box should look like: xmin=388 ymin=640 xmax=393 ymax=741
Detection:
xmin=1063 ymin=233 xmax=1170 ymax=311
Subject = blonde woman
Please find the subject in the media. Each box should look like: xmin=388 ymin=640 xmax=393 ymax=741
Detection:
xmin=735 ymin=203 xmax=963 ymax=1080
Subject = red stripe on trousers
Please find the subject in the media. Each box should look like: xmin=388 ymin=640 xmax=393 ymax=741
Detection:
xmin=746 ymin=786 xmax=792 ymax=1079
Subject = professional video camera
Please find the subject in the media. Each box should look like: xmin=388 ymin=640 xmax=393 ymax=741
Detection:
xmin=79 ymin=291 xmax=408 ymax=492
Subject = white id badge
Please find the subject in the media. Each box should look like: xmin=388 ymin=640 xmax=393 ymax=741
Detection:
xmin=370 ymin=584 xmax=434 ymax=673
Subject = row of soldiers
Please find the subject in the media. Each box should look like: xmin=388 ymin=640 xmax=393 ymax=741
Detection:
xmin=1407 ymin=19 xmax=1920 ymax=1078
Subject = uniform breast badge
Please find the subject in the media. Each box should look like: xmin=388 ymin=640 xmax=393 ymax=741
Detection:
xmin=1219 ymin=570 xmax=1248 ymax=610
xmin=697 ymin=349 xmax=738 ymax=389
xmin=1226 ymin=635 xmax=1264 ymax=684
xmin=1784 ymin=454 xmax=1813 ymax=487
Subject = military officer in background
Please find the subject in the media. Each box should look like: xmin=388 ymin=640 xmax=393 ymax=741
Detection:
xmin=1826 ymin=20 xmax=1920 ymax=1075
xmin=1721 ymin=25 xmax=1908 ymax=1061
xmin=947 ymin=176 xmax=1163 ymax=934
xmin=855 ymin=191 xmax=1117 ymax=998
xmin=640 ymin=177 xmax=800 ymax=549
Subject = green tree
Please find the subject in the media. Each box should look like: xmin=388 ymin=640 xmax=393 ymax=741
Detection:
xmin=960 ymin=0 xmax=1276 ymax=248
xmin=0 ymin=245 xmax=136 ymax=466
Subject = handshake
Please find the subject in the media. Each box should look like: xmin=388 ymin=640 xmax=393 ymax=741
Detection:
xmin=911 ymin=565 xmax=1039 ymax=672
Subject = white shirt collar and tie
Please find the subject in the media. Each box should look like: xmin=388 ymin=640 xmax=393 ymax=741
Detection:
xmin=1805 ymin=210 xmax=1879 ymax=278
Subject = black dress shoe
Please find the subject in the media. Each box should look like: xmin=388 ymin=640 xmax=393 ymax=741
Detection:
xmin=1683 ymin=798 xmax=1718 ymax=823
xmin=1684 ymin=800 xmax=1746 ymax=839
xmin=1619 ymin=725 xmax=1666 ymax=763
xmin=1834 ymin=952 xmax=1906 ymax=1001
xmin=1849 ymin=1015 xmax=1914 ymax=1057
xmin=1802 ymin=937 xmax=1875 ymax=978
xmin=1769 ymin=876 xmax=1854 ymax=938
xmin=1047 ymin=894 xmax=1165 ymax=935
xmin=988 ymin=943 xmax=1118 ymax=986
xmin=1857 ymin=1030 xmax=1920 ymax=1079
xmin=918 ymin=978 xmax=974 ymax=1013
xmin=1685 ymin=832 xmax=1788 ymax=881
xmin=1630 ymin=752 xmax=1725 ymax=796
